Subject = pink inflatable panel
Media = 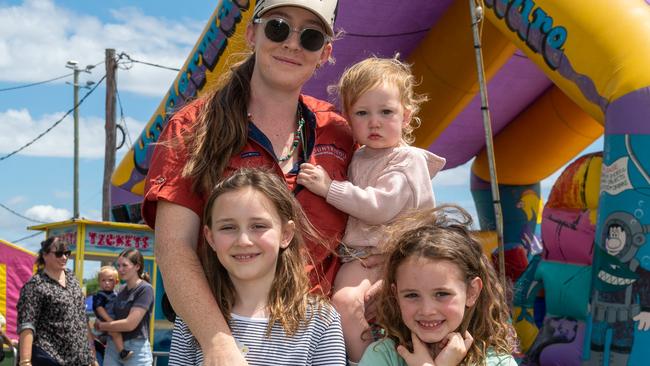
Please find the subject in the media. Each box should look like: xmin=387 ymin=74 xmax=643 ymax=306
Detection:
xmin=541 ymin=208 xmax=595 ymax=265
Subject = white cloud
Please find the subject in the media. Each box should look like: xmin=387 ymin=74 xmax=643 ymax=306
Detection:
xmin=0 ymin=0 xmax=201 ymax=97
xmin=25 ymin=204 xmax=71 ymax=222
xmin=0 ymin=108 xmax=146 ymax=158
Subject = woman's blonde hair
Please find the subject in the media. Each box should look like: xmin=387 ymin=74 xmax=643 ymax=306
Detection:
xmin=375 ymin=205 xmax=515 ymax=364
xmin=201 ymin=168 xmax=324 ymax=337
xmin=332 ymin=55 xmax=428 ymax=144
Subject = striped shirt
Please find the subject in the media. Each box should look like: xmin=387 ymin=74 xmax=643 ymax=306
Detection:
xmin=168 ymin=302 xmax=347 ymax=365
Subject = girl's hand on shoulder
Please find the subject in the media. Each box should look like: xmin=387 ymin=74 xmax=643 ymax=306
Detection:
xmin=396 ymin=333 xmax=435 ymax=366
xmin=297 ymin=163 xmax=331 ymax=198
xmin=434 ymin=331 xmax=473 ymax=366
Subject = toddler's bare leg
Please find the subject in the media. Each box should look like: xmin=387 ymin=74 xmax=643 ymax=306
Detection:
xmin=331 ymin=260 xmax=380 ymax=362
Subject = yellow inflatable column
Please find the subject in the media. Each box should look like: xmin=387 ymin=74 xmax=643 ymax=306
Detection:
xmin=408 ymin=0 xmax=516 ymax=148
xmin=472 ymin=86 xmax=602 ymax=185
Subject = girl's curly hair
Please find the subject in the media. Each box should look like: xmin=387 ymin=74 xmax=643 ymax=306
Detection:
xmin=375 ymin=205 xmax=516 ymax=364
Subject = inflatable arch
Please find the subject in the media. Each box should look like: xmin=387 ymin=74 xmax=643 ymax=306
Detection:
xmin=111 ymin=1 xmax=650 ymax=363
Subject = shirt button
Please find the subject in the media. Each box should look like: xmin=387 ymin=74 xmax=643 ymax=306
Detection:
xmin=155 ymin=177 xmax=165 ymax=184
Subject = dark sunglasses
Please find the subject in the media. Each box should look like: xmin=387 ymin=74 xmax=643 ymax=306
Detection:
xmin=51 ymin=250 xmax=72 ymax=258
xmin=253 ymin=17 xmax=330 ymax=52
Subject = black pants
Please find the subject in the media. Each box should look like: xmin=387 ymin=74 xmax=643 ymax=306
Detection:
xmin=31 ymin=345 xmax=61 ymax=366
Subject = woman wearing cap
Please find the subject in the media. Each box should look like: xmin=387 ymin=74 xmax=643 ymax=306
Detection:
xmin=17 ymin=237 xmax=97 ymax=366
xmin=143 ymin=0 xmax=353 ymax=364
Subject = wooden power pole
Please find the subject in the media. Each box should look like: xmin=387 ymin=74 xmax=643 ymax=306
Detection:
xmin=102 ymin=49 xmax=117 ymax=221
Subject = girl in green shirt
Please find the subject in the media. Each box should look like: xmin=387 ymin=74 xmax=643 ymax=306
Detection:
xmin=359 ymin=205 xmax=517 ymax=366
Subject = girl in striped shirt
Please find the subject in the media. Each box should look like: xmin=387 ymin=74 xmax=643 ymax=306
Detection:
xmin=168 ymin=169 xmax=346 ymax=365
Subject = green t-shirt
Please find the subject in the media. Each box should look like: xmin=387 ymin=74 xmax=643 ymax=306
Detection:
xmin=358 ymin=338 xmax=517 ymax=366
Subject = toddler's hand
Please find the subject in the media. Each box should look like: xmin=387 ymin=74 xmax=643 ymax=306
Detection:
xmin=396 ymin=333 xmax=435 ymax=366
xmin=434 ymin=331 xmax=473 ymax=366
xmin=297 ymin=163 xmax=332 ymax=198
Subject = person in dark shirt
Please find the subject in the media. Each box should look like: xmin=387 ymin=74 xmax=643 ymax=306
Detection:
xmin=17 ymin=237 xmax=96 ymax=366
xmin=95 ymin=248 xmax=154 ymax=366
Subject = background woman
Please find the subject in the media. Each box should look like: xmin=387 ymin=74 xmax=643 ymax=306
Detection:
xmin=142 ymin=0 xmax=353 ymax=364
xmin=95 ymin=248 xmax=154 ymax=366
xmin=17 ymin=237 xmax=96 ymax=366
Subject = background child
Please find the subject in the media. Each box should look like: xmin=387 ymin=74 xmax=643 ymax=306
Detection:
xmin=359 ymin=205 xmax=517 ymax=366
xmin=297 ymin=56 xmax=446 ymax=362
xmin=168 ymin=169 xmax=346 ymax=365
xmin=93 ymin=265 xmax=133 ymax=361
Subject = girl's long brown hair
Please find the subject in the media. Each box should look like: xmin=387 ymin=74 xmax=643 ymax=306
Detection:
xmin=181 ymin=52 xmax=255 ymax=194
xmin=201 ymin=168 xmax=324 ymax=336
xmin=375 ymin=205 xmax=515 ymax=364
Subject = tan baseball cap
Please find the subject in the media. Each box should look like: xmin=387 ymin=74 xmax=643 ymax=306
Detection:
xmin=253 ymin=0 xmax=338 ymax=36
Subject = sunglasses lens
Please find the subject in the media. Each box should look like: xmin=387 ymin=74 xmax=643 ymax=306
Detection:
xmin=264 ymin=19 xmax=290 ymax=43
xmin=261 ymin=18 xmax=326 ymax=52
xmin=300 ymin=29 xmax=325 ymax=51
xmin=55 ymin=250 xmax=71 ymax=258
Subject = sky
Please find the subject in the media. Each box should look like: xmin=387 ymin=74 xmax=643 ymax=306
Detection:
xmin=0 ymin=0 xmax=603 ymax=276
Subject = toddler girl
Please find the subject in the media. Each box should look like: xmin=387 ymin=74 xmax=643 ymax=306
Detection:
xmin=298 ymin=56 xmax=445 ymax=362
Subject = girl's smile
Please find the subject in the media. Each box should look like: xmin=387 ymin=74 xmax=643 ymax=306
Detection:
xmin=393 ymin=257 xmax=481 ymax=345
xmin=204 ymin=187 xmax=294 ymax=288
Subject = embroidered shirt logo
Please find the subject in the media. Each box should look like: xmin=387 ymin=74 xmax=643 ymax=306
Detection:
xmin=313 ymin=144 xmax=347 ymax=162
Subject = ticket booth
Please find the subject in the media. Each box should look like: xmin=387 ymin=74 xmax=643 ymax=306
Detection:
xmin=28 ymin=219 xmax=172 ymax=362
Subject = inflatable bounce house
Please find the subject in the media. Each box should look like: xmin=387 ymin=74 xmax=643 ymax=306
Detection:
xmin=0 ymin=239 xmax=35 ymax=341
xmin=109 ymin=1 xmax=650 ymax=364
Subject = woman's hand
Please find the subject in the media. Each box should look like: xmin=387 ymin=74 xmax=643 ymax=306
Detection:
xmin=93 ymin=320 xmax=103 ymax=332
xmin=396 ymin=333 xmax=435 ymax=366
xmin=297 ymin=163 xmax=332 ymax=198
xmin=433 ymin=331 xmax=473 ymax=366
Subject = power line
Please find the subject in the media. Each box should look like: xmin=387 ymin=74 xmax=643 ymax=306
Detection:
xmin=115 ymin=85 xmax=133 ymax=149
xmin=117 ymin=52 xmax=180 ymax=72
xmin=13 ymin=231 xmax=42 ymax=243
xmin=0 ymin=202 xmax=47 ymax=224
xmin=0 ymin=73 xmax=73 ymax=92
xmin=0 ymin=74 xmax=107 ymax=163
xmin=0 ymin=60 xmax=105 ymax=93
